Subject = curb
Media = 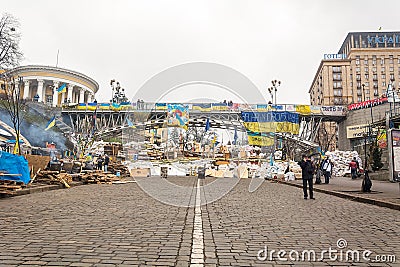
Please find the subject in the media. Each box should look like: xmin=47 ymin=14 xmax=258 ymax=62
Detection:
xmin=0 ymin=182 xmax=84 ymax=198
xmin=278 ymin=180 xmax=400 ymax=211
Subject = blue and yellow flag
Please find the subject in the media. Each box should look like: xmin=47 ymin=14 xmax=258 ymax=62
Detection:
xmin=57 ymin=83 xmax=67 ymax=94
xmin=45 ymin=116 xmax=56 ymax=131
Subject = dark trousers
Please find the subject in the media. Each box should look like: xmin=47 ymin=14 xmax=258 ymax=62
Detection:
xmin=303 ymin=178 xmax=313 ymax=199
xmin=351 ymin=168 xmax=357 ymax=179
xmin=324 ymin=171 xmax=331 ymax=184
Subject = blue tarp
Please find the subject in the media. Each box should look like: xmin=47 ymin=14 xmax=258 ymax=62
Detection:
xmin=0 ymin=151 xmax=30 ymax=184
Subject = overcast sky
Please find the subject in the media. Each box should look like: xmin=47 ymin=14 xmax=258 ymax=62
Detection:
xmin=3 ymin=0 xmax=400 ymax=104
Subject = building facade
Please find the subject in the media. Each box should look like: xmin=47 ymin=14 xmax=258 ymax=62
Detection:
xmin=309 ymin=31 xmax=400 ymax=150
xmin=1 ymin=65 xmax=99 ymax=107
xmin=310 ymin=32 xmax=400 ymax=106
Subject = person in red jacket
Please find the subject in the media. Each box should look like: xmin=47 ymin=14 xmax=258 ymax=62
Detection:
xmin=349 ymin=158 xmax=359 ymax=179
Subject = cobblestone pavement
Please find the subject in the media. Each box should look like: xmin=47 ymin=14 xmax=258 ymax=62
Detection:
xmin=0 ymin=177 xmax=399 ymax=267
xmin=202 ymin=179 xmax=400 ymax=266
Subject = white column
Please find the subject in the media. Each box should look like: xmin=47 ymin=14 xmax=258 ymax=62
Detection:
xmin=52 ymin=81 xmax=59 ymax=107
xmin=79 ymin=88 xmax=85 ymax=103
xmin=67 ymin=84 xmax=73 ymax=103
xmin=61 ymin=92 xmax=66 ymax=104
xmin=37 ymin=80 xmax=44 ymax=102
xmin=23 ymin=80 xmax=30 ymax=99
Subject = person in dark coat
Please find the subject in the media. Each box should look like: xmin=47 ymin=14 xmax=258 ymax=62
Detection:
xmin=298 ymin=154 xmax=315 ymax=200
xmin=103 ymin=154 xmax=110 ymax=172
xmin=97 ymin=156 xmax=103 ymax=170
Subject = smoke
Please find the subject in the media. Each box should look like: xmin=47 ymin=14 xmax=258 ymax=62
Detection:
xmin=0 ymin=108 xmax=69 ymax=151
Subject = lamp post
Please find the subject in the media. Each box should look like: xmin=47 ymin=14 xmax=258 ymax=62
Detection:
xmin=267 ymin=80 xmax=281 ymax=157
xmin=362 ymin=83 xmax=365 ymax=102
xmin=268 ymin=80 xmax=281 ymax=106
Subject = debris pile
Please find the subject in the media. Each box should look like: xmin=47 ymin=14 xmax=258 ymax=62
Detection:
xmin=107 ymin=162 xmax=131 ymax=178
xmin=0 ymin=180 xmax=26 ymax=196
xmin=80 ymin=170 xmax=122 ymax=184
xmin=325 ymin=150 xmax=363 ymax=177
xmin=34 ymin=170 xmax=72 ymax=188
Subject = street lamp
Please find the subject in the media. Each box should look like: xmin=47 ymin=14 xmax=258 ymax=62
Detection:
xmin=362 ymin=83 xmax=366 ymax=102
xmin=268 ymin=80 xmax=281 ymax=106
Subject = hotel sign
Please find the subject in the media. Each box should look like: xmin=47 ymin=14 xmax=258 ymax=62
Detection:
xmin=368 ymin=35 xmax=400 ymax=45
xmin=324 ymin=54 xmax=347 ymax=60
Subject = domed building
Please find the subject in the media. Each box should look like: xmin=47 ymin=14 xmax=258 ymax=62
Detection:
xmin=1 ymin=65 xmax=99 ymax=107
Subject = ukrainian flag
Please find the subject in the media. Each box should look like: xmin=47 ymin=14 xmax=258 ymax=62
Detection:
xmin=45 ymin=116 xmax=56 ymax=131
xmin=87 ymin=102 xmax=97 ymax=111
xmin=77 ymin=103 xmax=87 ymax=110
xmin=57 ymin=83 xmax=67 ymax=94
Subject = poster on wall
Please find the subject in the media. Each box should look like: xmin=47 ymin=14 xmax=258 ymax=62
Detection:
xmin=388 ymin=129 xmax=400 ymax=182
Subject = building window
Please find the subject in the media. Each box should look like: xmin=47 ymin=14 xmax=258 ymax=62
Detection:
xmin=372 ymin=56 xmax=376 ymax=65
xmin=373 ymin=81 xmax=378 ymax=88
xmin=356 ymin=56 xmax=360 ymax=65
xmin=356 ymin=67 xmax=360 ymax=72
xmin=381 ymin=57 xmax=385 ymax=65
xmin=356 ymin=74 xmax=361 ymax=80
xmin=364 ymin=59 xmax=368 ymax=65
xmin=365 ymin=74 xmax=369 ymax=79
xmin=365 ymin=82 xmax=369 ymax=87
xmin=382 ymin=74 xmax=386 ymax=79
xmin=333 ymin=81 xmax=342 ymax=88
xmin=390 ymin=73 xmax=395 ymax=80
xmin=333 ymin=73 xmax=342 ymax=80
xmin=357 ymin=97 xmax=362 ymax=102
xmin=381 ymin=67 xmax=385 ymax=73
xmin=373 ymin=67 xmax=377 ymax=72
xmin=382 ymin=81 xmax=386 ymax=87
xmin=373 ymin=74 xmax=378 ymax=80
xmin=333 ymin=89 xmax=343 ymax=96
xmin=334 ymin=97 xmax=343 ymax=104
xmin=374 ymin=89 xmax=379 ymax=96
xmin=365 ymin=67 xmax=369 ymax=72
xmin=357 ymin=81 xmax=361 ymax=88
xmin=389 ymin=55 xmax=394 ymax=64
xmin=390 ymin=66 xmax=394 ymax=72
xmin=332 ymin=66 xmax=342 ymax=72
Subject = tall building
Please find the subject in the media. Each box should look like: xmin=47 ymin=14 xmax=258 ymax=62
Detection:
xmin=309 ymin=31 xmax=400 ymax=151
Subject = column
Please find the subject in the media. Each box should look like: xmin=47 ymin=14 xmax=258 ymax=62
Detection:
xmin=52 ymin=81 xmax=59 ymax=107
xmin=79 ymin=88 xmax=85 ymax=103
xmin=23 ymin=80 xmax=30 ymax=99
xmin=67 ymin=84 xmax=73 ymax=103
xmin=61 ymin=92 xmax=66 ymax=104
xmin=37 ymin=80 xmax=44 ymax=102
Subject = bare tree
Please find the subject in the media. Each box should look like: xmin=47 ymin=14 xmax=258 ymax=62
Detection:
xmin=0 ymin=13 xmax=23 ymax=69
xmin=0 ymin=75 xmax=24 ymax=155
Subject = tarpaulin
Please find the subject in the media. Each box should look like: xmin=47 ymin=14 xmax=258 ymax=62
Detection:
xmin=0 ymin=151 xmax=30 ymax=184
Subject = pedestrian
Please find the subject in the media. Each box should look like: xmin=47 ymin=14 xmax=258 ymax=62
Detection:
xmin=104 ymin=154 xmax=110 ymax=172
xmin=322 ymin=156 xmax=334 ymax=184
xmin=298 ymin=154 xmax=315 ymax=200
xmin=349 ymin=157 xmax=358 ymax=179
xmin=97 ymin=156 xmax=103 ymax=170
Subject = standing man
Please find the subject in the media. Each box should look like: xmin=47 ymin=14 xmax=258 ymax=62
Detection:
xmin=104 ymin=154 xmax=110 ymax=172
xmin=298 ymin=154 xmax=315 ymax=200
xmin=349 ymin=158 xmax=358 ymax=179
xmin=322 ymin=156 xmax=334 ymax=184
